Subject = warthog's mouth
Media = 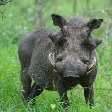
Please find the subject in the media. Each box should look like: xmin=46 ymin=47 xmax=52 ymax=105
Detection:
xmin=48 ymin=52 xmax=96 ymax=75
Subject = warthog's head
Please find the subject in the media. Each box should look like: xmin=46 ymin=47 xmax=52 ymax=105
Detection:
xmin=48 ymin=14 xmax=103 ymax=78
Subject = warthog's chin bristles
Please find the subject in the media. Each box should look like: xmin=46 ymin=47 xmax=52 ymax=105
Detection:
xmin=87 ymin=57 xmax=96 ymax=74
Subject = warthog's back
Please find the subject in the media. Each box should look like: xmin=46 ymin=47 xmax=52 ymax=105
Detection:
xmin=19 ymin=29 xmax=57 ymax=90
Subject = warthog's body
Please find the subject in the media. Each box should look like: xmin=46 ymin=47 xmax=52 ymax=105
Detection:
xmin=18 ymin=14 xmax=103 ymax=108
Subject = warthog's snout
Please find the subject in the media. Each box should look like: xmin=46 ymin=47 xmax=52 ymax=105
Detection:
xmin=55 ymin=59 xmax=88 ymax=77
xmin=49 ymin=53 xmax=96 ymax=78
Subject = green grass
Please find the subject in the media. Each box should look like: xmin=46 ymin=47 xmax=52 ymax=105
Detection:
xmin=0 ymin=0 xmax=112 ymax=112
xmin=0 ymin=45 xmax=112 ymax=112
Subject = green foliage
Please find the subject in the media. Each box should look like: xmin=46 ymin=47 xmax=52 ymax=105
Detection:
xmin=0 ymin=0 xmax=112 ymax=112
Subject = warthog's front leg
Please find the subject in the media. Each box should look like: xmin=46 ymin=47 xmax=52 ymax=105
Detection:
xmin=28 ymin=82 xmax=43 ymax=103
xmin=84 ymin=85 xmax=94 ymax=107
xmin=56 ymin=79 xmax=69 ymax=109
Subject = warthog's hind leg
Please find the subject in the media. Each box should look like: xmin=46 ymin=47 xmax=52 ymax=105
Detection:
xmin=21 ymin=67 xmax=32 ymax=101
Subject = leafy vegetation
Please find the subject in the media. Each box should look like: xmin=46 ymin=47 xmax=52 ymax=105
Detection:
xmin=0 ymin=0 xmax=112 ymax=112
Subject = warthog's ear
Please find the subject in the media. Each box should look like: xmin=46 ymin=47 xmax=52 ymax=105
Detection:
xmin=87 ymin=19 xmax=103 ymax=30
xmin=51 ymin=14 xmax=66 ymax=28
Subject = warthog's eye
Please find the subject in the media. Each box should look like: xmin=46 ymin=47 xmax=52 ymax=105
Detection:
xmin=86 ymin=29 xmax=91 ymax=36
xmin=58 ymin=38 xmax=67 ymax=46
xmin=82 ymin=59 xmax=89 ymax=64
xmin=56 ymin=57 xmax=63 ymax=62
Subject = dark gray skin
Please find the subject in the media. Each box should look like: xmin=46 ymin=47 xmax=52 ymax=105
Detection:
xmin=18 ymin=14 xmax=103 ymax=109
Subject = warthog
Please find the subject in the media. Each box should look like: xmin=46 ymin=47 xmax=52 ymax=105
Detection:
xmin=18 ymin=14 xmax=103 ymax=108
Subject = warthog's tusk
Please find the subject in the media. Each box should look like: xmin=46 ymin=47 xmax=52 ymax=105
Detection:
xmin=48 ymin=52 xmax=56 ymax=67
xmin=88 ymin=57 xmax=96 ymax=70
xmin=87 ymin=69 xmax=93 ymax=74
xmin=87 ymin=57 xmax=96 ymax=74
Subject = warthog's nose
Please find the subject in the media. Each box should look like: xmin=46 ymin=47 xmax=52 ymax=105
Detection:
xmin=55 ymin=57 xmax=89 ymax=77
